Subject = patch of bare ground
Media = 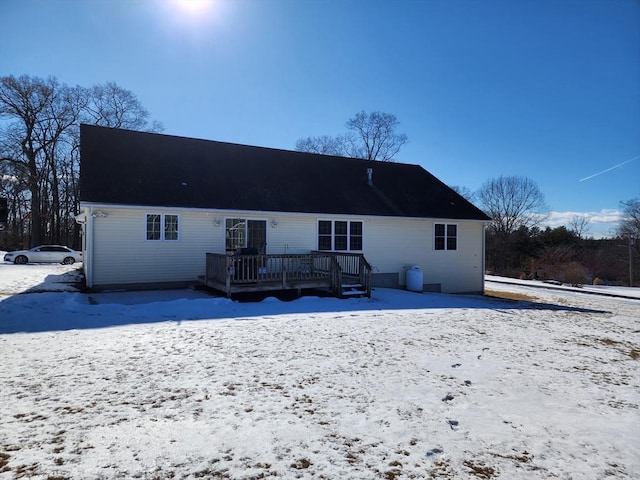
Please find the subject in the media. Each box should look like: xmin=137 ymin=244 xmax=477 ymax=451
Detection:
xmin=193 ymin=468 xmax=231 ymax=478
xmin=0 ymin=452 xmax=10 ymax=472
xmin=381 ymin=467 xmax=402 ymax=479
xmin=290 ymin=458 xmax=312 ymax=469
xmin=490 ymin=450 xmax=534 ymax=465
xmin=484 ymin=290 xmax=538 ymax=302
xmin=14 ymin=462 xmax=40 ymax=477
xmin=600 ymin=339 xmax=640 ymax=361
xmin=428 ymin=458 xmax=454 ymax=479
xmin=577 ymin=336 xmax=640 ymax=361
xmin=463 ymin=459 xmax=497 ymax=478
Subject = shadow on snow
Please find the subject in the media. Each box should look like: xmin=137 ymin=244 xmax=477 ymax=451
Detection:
xmin=0 ymin=270 xmax=612 ymax=334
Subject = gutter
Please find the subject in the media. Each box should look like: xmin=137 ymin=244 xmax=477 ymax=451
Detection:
xmin=482 ymin=222 xmax=488 ymax=293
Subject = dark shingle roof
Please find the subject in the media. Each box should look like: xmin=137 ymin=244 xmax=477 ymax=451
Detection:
xmin=79 ymin=124 xmax=490 ymax=221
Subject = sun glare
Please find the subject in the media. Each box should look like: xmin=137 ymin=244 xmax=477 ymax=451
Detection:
xmin=173 ymin=0 xmax=215 ymax=17
xmin=163 ymin=0 xmax=224 ymax=30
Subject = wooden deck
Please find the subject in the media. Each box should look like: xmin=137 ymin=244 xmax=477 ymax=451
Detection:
xmin=204 ymin=252 xmax=372 ymax=298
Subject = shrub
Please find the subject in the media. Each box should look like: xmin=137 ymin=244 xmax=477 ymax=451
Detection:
xmin=539 ymin=261 xmax=590 ymax=286
xmin=561 ymin=262 xmax=590 ymax=286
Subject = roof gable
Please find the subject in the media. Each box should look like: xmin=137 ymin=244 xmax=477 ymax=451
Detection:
xmin=79 ymin=125 xmax=490 ymax=221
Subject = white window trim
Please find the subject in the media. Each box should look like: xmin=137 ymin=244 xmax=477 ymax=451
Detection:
xmin=434 ymin=222 xmax=457 ymax=251
xmin=145 ymin=213 xmax=180 ymax=242
xmin=317 ymin=219 xmax=364 ymax=252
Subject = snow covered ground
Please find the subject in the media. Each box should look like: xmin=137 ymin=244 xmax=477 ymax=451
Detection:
xmin=486 ymin=274 xmax=640 ymax=300
xmin=0 ymin=260 xmax=639 ymax=479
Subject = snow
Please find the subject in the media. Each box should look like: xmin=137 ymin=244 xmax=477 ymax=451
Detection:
xmin=487 ymin=274 xmax=640 ymax=299
xmin=1 ymin=259 xmax=639 ymax=479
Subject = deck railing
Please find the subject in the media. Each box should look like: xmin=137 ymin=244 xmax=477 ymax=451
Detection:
xmin=205 ymin=251 xmax=371 ymax=298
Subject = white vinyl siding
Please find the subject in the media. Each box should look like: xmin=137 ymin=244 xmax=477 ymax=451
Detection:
xmin=363 ymin=218 xmax=484 ymax=293
xmin=89 ymin=209 xmax=317 ymax=287
xmin=92 ymin=209 xmax=217 ymax=286
xmin=427 ymin=222 xmax=483 ymax=292
xmin=265 ymin=215 xmax=317 ymax=254
xmin=84 ymin=205 xmax=485 ymax=293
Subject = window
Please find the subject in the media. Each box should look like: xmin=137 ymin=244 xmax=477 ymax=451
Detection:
xmin=318 ymin=221 xmax=332 ymax=251
xmin=146 ymin=214 xmax=179 ymax=241
xmin=164 ymin=215 xmax=179 ymax=241
xmin=350 ymin=221 xmax=363 ymax=250
xmin=146 ymin=214 xmax=161 ymax=240
xmin=335 ymin=221 xmax=348 ymax=250
xmin=434 ymin=223 xmax=457 ymax=250
xmin=317 ymin=220 xmax=363 ymax=251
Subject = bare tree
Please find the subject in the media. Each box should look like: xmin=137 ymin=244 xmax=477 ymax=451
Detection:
xmin=477 ymin=175 xmax=548 ymax=239
xmin=296 ymin=110 xmax=407 ymax=161
xmin=0 ymin=75 xmax=84 ymax=246
xmin=617 ymin=198 xmax=640 ymax=239
xmin=0 ymin=75 xmax=162 ymax=249
xmin=295 ymin=135 xmax=344 ymax=156
xmin=616 ymin=198 xmax=640 ymax=286
xmin=477 ymin=175 xmax=547 ymax=274
xmin=450 ymin=185 xmax=476 ymax=203
xmin=343 ymin=111 xmax=408 ymax=161
xmin=83 ymin=82 xmax=163 ymax=131
xmin=567 ymin=215 xmax=590 ymax=239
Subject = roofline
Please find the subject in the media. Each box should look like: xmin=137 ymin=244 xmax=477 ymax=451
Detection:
xmin=79 ymin=124 xmax=424 ymax=169
xmin=79 ymin=201 xmax=490 ymax=223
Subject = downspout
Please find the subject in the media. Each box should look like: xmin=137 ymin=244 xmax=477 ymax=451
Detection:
xmin=481 ymin=222 xmax=487 ymax=293
xmin=86 ymin=207 xmax=94 ymax=289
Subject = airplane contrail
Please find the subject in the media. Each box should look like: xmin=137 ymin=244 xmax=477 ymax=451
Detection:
xmin=579 ymin=155 xmax=640 ymax=182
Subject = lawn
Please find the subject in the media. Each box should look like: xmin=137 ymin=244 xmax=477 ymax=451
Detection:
xmin=1 ymin=263 xmax=638 ymax=479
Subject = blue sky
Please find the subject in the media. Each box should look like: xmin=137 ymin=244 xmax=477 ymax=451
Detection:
xmin=1 ymin=0 xmax=638 ymax=238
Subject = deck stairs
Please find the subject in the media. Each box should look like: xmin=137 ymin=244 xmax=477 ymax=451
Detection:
xmin=340 ymin=278 xmax=368 ymax=298
xmin=340 ymin=284 xmax=367 ymax=297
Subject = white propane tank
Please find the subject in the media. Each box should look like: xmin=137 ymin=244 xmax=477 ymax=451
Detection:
xmin=406 ymin=265 xmax=423 ymax=292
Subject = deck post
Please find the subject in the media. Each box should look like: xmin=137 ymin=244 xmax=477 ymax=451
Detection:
xmin=225 ymin=255 xmax=232 ymax=297
xmin=282 ymin=258 xmax=287 ymax=289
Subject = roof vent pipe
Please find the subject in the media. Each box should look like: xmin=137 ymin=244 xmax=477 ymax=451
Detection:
xmin=367 ymin=167 xmax=373 ymax=186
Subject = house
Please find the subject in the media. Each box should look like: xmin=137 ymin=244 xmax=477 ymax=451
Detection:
xmin=76 ymin=124 xmax=490 ymax=295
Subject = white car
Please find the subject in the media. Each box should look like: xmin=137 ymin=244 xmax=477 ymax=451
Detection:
xmin=3 ymin=245 xmax=83 ymax=265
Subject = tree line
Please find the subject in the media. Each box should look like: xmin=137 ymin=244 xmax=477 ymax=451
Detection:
xmin=0 ymin=74 xmax=162 ymax=249
xmin=467 ymin=178 xmax=639 ymax=287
